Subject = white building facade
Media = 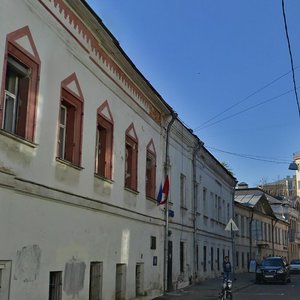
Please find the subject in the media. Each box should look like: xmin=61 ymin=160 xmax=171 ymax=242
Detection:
xmin=166 ymin=120 xmax=236 ymax=289
xmin=0 ymin=0 xmax=172 ymax=299
xmin=0 ymin=0 xmax=237 ymax=299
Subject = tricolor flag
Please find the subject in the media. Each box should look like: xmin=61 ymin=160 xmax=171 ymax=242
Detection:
xmin=156 ymin=175 xmax=169 ymax=206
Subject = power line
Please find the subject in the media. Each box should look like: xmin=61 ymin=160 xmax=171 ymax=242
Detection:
xmin=207 ymin=146 xmax=291 ymax=164
xmin=195 ymin=87 xmax=298 ymax=131
xmin=194 ymin=66 xmax=299 ymax=131
xmin=281 ymin=0 xmax=300 ymax=117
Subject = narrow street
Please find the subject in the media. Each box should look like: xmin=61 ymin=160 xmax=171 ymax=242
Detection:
xmin=154 ymin=273 xmax=300 ymax=300
xmin=235 ymin=275 xmax=300 ymax=300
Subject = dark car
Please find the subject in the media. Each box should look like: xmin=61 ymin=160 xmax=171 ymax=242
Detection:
xmin=289 ymin=259 xmax=300 ymax=274
xmin=255 ymin=256 xmax=291 ymax=284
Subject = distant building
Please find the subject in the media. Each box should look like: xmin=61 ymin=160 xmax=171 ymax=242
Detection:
xmin=234 ymin=185 xmax=289 ymax=272
xmin=258 ymin=176 xmax=297 ymax=198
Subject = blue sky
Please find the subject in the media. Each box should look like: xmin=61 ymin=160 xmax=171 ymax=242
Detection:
xmin=86 ymin=0 xmax=300 ymax=187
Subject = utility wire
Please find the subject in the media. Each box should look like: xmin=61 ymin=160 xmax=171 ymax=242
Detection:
xmin=207 ymin=146 xmax=291 ymax=164
xmin=194 ymin=87 xmax=298 ymax=131
xmin=282 ymin=0 xmax=300 ymax=117
xmin=195 ymin=66 xmax=299 ymax=131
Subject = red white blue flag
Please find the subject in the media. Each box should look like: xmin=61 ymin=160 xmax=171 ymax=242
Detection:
xmin=157 ymin=175 xmax=169 ymax=206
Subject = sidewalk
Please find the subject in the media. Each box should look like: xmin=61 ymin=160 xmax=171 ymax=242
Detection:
xmin=153 ymin=272 xmax=255 ymax=299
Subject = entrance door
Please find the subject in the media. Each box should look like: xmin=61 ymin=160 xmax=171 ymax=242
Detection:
xmin=115 ymin=264 xmax=126 ymax=300
xmin=135 ymin=263 xmax=144 ymax=297
xmin=0 ymin=261 xmax=11 ymax=300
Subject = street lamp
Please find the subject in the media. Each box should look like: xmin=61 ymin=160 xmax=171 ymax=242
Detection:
xmin=288 ymin=161 xmax=298 ymax=170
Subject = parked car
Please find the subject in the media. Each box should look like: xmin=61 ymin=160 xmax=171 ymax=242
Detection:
xmin=255 ymin=256 xmax=291 ymax=284
xmin=289 ymin=259 xmax=300 ymax=274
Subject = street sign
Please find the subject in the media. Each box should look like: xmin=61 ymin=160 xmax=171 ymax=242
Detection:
xmin=225 ymin=218 xmax=239 ymax=231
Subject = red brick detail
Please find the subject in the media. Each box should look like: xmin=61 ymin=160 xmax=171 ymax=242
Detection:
xmin=38 ymin=0 xmax=162 ymax=124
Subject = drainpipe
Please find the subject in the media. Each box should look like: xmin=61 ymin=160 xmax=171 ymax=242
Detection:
xmin=163 ymin=111 xmax=177 ymax=292
xmin=249 ymin=210 xmax=254 ymax=261
xmin=192 ymin=138 xmax=203 ymax=282
xmin=272 ymin=218 xmax=278 ymax=256
xmin=231 ymin=185 xmax=237 ymax=279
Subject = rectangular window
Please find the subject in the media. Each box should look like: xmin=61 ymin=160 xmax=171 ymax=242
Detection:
xmin=214 ymin=195 xmax=218 ymax=220
xmin=58 ymin=105 xmax=67 ymax=159
xmin=217 ymin=196 xmax=221 ymax=222
xmin=203 ymin=246 xmax=207 ymax=272
xmin=95 ymin=116 xmax=113 ymax=179
xmin=89 ymin=262 xmax=103 ymax=300
xmin=180 ymin=174 xmax=186 ymax=208
xmin=227 ymin=203 xmax=230 ymax=221
xmin=247 ymin=252 xmax=250 ymax=269
xmin=203 ymin=188 xmax=207 ymax=215
xmin=211 ymin=247 xmax=214 ymax=271
xmin=3 ymin=56 xmax=30 ymax=135
xmin=49 ymin=271 xmax=62 ymax=300
xmin=242 ymin=252 xmax=245 ymax=268
xmin=57 ymin=88 xmax=83 ymax=166
xmin=196 ymin=245 xmax=199 ymax=271
xmin=150 ymin=236 xmax=156 ymax=250
xmin=146 ymin=150 xmax=156 ymax=198
xmin=180 ymin=241 xmax=184 ymax=273
xmin=217 ymin=248 xmax=220 ymax=271
xmin=236 ymin=251 xmax=239 ymax=267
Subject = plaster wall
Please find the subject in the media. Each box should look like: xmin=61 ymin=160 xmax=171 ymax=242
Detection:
xmin=0 ymin=184 xmax=164 ymax=299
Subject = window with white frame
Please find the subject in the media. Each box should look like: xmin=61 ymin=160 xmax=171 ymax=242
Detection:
xmin=1 ymin=27 xmax=40 ymax=142
xmin=203 ymin=188 xmax=207 ymax=215
xmin=57 ymin=74 xmax=84 ymax=167
xmin=180 ymin=173 xmax=186 ymax=208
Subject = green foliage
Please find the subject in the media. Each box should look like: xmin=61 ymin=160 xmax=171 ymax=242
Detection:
xmin=221 ymin=161 xmax=234 ymax=176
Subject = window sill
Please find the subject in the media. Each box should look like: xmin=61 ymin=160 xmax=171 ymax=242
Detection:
xmin=124 ymin=187 xmax=139 ymax=195
xmin=56 ymin=158 xmax=84 ymax=171
xmin=0 ymin=129 xmax=38 ymax=148
xmin=146 ymin=196 xmax=157 ymax=204
xmin=94 ymin=173 xmax=113 ymax=184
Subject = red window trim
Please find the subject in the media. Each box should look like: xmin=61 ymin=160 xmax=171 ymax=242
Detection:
xmin=96 ymin=114 xmax=113 ymax=179
xmin=125 ymin=123 xmax=138 ymax=191
xmin=57 ymin=86 xmax=83 ymax=167
xmin=95 ymin=101 xmax=114 ymax=179
xmin=0 ymin=27 xmax=40 ymax=142
xmin=146 ymin=139 xmax=156 ymax=199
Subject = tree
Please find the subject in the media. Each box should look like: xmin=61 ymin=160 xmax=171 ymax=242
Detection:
xmin=221 ymin=161 xmax=234 ymax=176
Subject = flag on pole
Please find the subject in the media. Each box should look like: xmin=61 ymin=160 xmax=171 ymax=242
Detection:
xmin=157 ymin=175 xmax=169 ymax=206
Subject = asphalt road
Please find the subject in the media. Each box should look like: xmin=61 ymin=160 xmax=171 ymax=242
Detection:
xmin=153 ymin=273 xmax=300 ymax=300
xmin=234 ymin=274 xmax=300 ymax=300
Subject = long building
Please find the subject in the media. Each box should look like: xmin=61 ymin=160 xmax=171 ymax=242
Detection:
xmin=0 ymin=1 xmax=237 ymax=299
